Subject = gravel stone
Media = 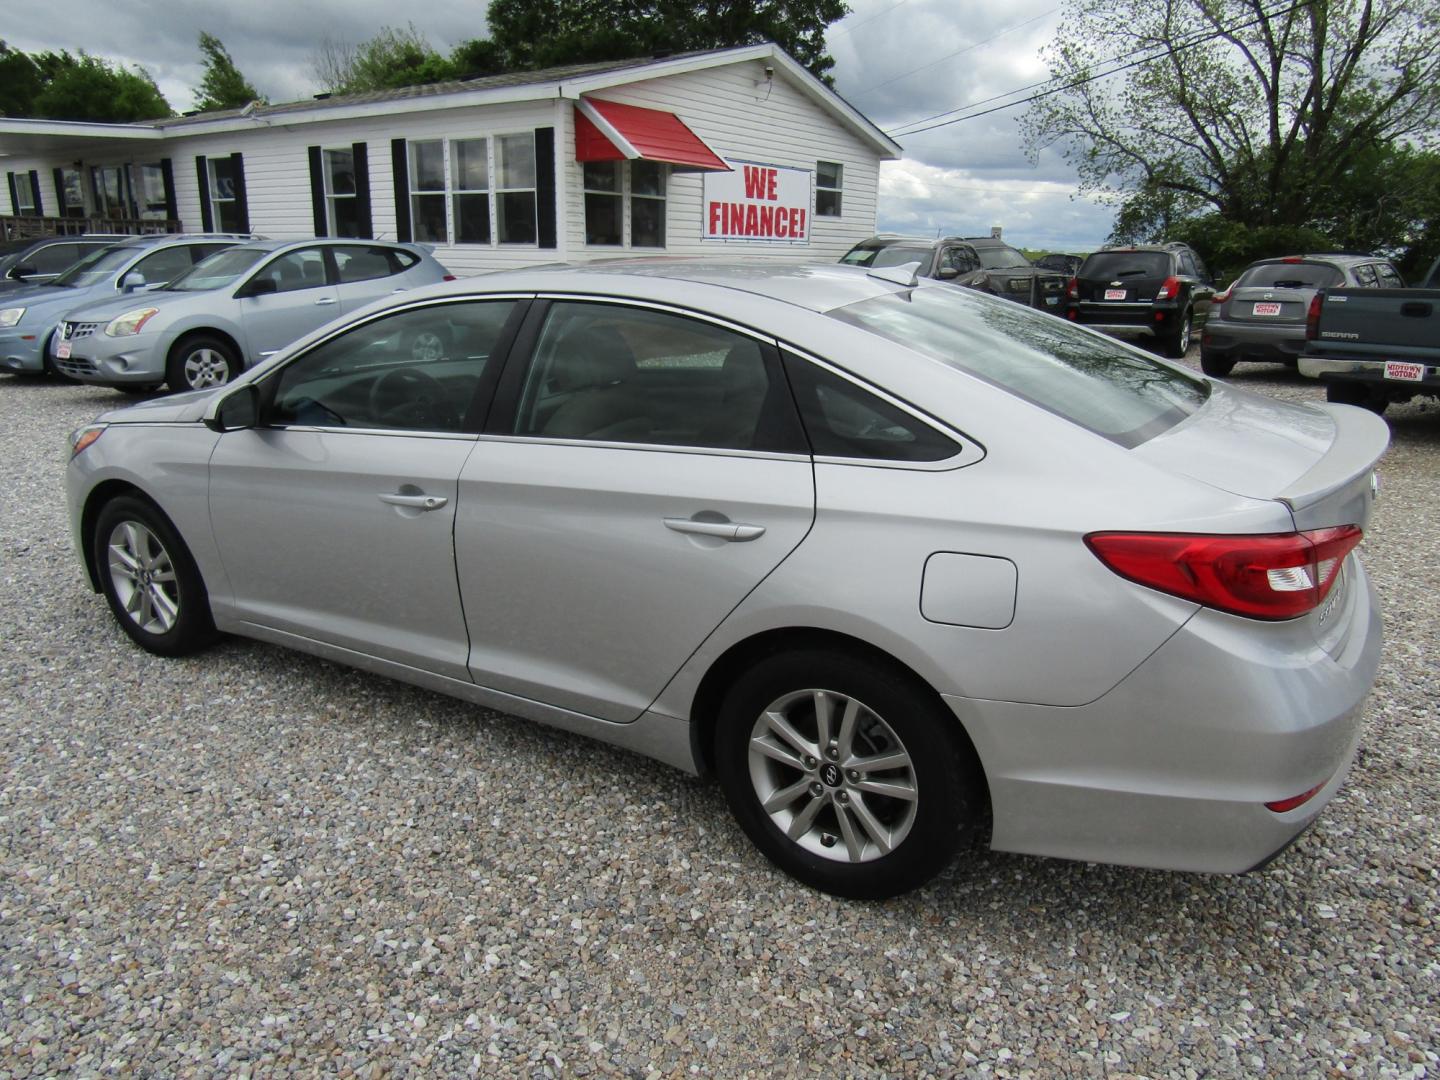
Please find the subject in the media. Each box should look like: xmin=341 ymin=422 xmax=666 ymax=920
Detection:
xmin=1 ymin=362 xmax=1437 ymax=1078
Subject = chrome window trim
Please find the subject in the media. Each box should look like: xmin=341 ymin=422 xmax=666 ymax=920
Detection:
xmin=261 ymin=424 xmax=482 ymax=441
xmin=471 ymin=432 xmax=810 ymax=463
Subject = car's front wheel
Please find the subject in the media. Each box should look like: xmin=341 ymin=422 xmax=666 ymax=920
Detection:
xmin=167 ymin=334 xmax=239 ymax=393
xmin=93 ymin=495 xmax=218 ymax=656
xmin=714 ymin=649 xmax=984 ymax=899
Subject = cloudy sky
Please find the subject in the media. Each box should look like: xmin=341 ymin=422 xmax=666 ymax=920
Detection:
xmin=2 ymin=0 xmax=1114 ymax=251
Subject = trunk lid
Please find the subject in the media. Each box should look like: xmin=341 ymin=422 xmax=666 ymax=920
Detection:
xmin=1223 ymin=285 xmax=1312 ymax=326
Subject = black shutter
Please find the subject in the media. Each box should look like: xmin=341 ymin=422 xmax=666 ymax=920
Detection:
xmin=230 ymin=152 xmax=249 ymax=233
xmin=5 ymin=172 xmax=17 ymax=214
xmin=159 ymin=159 xmax=177 ymax=226
xmin=52 ymin=168 xmax=66 ymax=214
xmin=307 ymin=145 xmax=327 ymax=237
xmin=391 ymin=139 xmax=411 ymax=243
xmin=195 ymin=156 xmax=214 ymax=232
xmin=351 ymin=142 xmax=372 ymax=240
xmin=28 ymin=171 xmax=43 ymax=215
xmin=535 ymin=127 xmax=556 ymax=249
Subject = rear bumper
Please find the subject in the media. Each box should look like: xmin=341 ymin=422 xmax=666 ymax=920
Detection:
xmin=1203 ymin=319 xmax=1305 ymax=362
xmin=1070 ymin=302 xmax=1184 ymax=339
xmin=1299 ymin=356 xmax=1440 ymax=390
xmin=949 ymin=559 xmax=1381 ymax=873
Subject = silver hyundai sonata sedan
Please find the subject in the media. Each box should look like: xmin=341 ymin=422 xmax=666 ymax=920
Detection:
xmin=65 ymin=261 xmax=1387 ymax=899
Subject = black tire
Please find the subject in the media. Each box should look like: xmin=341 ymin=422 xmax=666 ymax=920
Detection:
xmin=166 ymin=333 xmax=239 ymax=393
xmin=114 ymin=384 xmax=162 ymax=396
xmin=1163 ymin=309 xmax=1193 ymax=358
xmin=41 ymin=331 xmax=76 ymax=382
xmin=713 ymin=649 xmax=984 ymax=899
xmin=93 ymin=495 xmax=218 ymax=657
xmin=1325 ymin=381 xmax=1389 ymax=415
xmin=1199 ymin=349 xmax=1235 ymax=377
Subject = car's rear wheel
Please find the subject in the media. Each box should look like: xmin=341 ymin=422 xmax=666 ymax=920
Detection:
xmin=1325 ymin=381 xmax=1389 ymax=415
xmin=93 ymin=496 xmax=217 ymax=657
xmin=714 ymin=649 xmax=983 ymax=899
xmin=167 ymin=334 xmax=239 ymax=393
xmin=1163 ymin=310 xmax=1193 ymax=358
xmin=1199 ymin=349 xmax=1235 ymax=377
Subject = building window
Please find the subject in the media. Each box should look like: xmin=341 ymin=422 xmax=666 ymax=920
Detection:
xmin=582 ymin=161 xmax=667 ymax=249
xmin=10 ymin=173 xmax=36 ymax=214
xmin=583 ymin=162 xmax=622 ymax=246
xmin=409 ymin=140 xmax=447 ymax=243
xmin=452 ymin=138 xmax=491 ymax=244
xmin=631 ymin=162 xmax=666 ymax=248
xmin=60 ymin=169 xmax=85 ymax=217
xmin=133 ymin=163 xmax=168 ymax=220
xmin=92 ymin=165 xmax=127 ymax=217
xmin=495 ymin=133 xmax=537 ymax=245
xmin=816 ymin=161 xmax=843 ymax=217
xmin=323 ymin=148 xmax=360 ymax=237
xmin=208 ymin=158 xmax=244 ymax=232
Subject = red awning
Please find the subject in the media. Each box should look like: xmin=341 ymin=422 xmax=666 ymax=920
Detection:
xmin=574 ymin=97 xmax=730 ymax=173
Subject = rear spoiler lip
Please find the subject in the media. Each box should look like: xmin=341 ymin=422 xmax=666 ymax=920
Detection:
xmin=1277 ymin=404 xmax=1389 ymax=516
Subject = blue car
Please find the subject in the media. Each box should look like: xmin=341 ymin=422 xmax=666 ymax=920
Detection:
xmin=0 ymin=233 xmax=256 ymax=376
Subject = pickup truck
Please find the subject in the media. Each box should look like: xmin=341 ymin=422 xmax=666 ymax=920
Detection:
xmin=1298 ymin=283 xmax=1440 ymax=414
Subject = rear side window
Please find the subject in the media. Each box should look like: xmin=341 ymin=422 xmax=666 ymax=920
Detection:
xmin=783 ymin=352 xmax=959 ymax=462
xmin=335 ymin=246 xmax=417 ymax=283
xmin=1375 ymin=264 xmax=1405 ymax=289
xmin=828 ymin=285 xmax=1208 ymax=447
xmin=258 ymin=248 xmax=329 ymax=293
xmin=1080 ymin=251 xmax=1170 ymax=279
xmin=1237 ymin=262 xmax=1345 ymax=289
xmin=1352 ymin=264 xmax=1379 ymax=287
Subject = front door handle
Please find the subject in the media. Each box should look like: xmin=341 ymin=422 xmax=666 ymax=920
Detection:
xmin=379 ymin=492 xmax=448 ymax=511
xmin=315 ymin=296 xmax=338 ymax=306
xmin=664 ymin=516 xmax=766 ymax=542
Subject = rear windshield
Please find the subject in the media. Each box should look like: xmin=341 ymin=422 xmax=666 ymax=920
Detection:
xmin=976 ymin=246 xmax=1032 ymax=270
xmin=1081 ymin=251 xmax=1170 ymax=279
xmin=53 ymin=246 xmax=142 ymax=287
xmin=840 ymin=244 xmax=931 ymax=269
xmin=827 ymin=286 xmax=1208 ymax=447
xmin=1237 ymin=262 xmax=1345 ymax=289
xmin=167 ymin=247 xmax=269 ymax=292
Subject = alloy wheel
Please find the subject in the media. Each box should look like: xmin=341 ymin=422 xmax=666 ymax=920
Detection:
xmin=106 ymin=520 xmax=180 ymax=635
xmin=182 ymin=348 xmax=232 ymax=389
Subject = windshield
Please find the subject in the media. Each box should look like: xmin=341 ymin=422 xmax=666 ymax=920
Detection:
xmin=828 ymin=285 xmax=1208 ymax=447
xmin=1081 ymin=251 xmax=1170 ymax=279
xmin=53 ymin=246 xmax=141 ymax=288
xmin=976 ymin=246 xmax=1032 ymax=270
xmin=1236 ymin=262 xmax=1345 ymax=290
xmin=166 ymin=247 xmax=269 ymax=291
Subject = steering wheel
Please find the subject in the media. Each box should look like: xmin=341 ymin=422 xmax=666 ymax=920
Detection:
xmin=366 ymin=367 xmax=458 ymax=430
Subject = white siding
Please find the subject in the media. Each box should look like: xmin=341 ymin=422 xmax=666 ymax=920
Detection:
xmin=562 ymin=59 xmax=882 ymax=263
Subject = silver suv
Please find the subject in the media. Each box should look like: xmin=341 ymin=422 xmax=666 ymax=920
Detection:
xmin=1200 ymin=253 xmax=1405 ymax=377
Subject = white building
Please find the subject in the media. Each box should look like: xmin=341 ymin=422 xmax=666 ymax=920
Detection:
xmin=0 ymin=44 xmax=900 ymax=273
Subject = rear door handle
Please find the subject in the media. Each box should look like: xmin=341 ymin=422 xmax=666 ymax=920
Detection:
xmin=664 ymin=517 xmax=766 ymax=542
xmin=380 ymin=492 xmax=448 ymax=511
xmin=315 ymin=296 xmax=338 ymax=306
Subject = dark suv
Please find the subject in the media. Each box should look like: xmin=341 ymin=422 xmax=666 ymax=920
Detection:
xmin=1066 ymin=242 xmax=1215 ymax=357
xmin=840 ymin=235 xmax=1068 ymax=312
xmin=0 ymin=234 xmax=127 ymax=295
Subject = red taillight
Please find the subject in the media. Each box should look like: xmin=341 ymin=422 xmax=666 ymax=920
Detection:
xmin=1213 ymin=285 xmax=1232 ymax=304
xmin=1281 ymin=255 xmax=1303 ymax=263
xmin=1155 ymin=275 xmax=1181 ymax=301
xmin=1066 ymin=276 xmax=1078 ymax=299
xmin=1306 ymin=293 xmax=1323 ymax=339
xmin=1085 ymin=527 xmax=1362 ymax=620
xmin=1265 ymin=782 xmax=1325 ymax=814
xmin=443 ymin=274 xmax=457 ymax=281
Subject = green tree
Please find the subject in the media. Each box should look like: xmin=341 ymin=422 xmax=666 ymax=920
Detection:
xmin=470 ymin=0 xmax=849 ymax=85
xmin=0 ymin=41 xmax=44 ymax=117
xmin=312 ymin=23 xmax=460 ymax=94
xmin=194 ymin=31 xmax=263 ymax=111
xmin=1022 ymin=0 xmax=1440 ymax=260
xmin=32 ymin=51 xmax=171 ymax=122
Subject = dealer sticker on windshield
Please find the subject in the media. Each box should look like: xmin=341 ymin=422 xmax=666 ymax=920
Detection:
xmin=1104 ymin=288 xmax=1126 ymax=300
xmin=1384 ymin=361 xmax=1424 ymax=382
xmin=1252 ymin=302 xmax=1282 ymax=316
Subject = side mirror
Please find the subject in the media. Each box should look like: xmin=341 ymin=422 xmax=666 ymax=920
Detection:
xmin=239 ymin=277 xmax=278 ymax=298
xmin=205 ymin=383 xmax=259 ymax=432
xmin=11 ymin=263 xmax=36 ymax=279
xmin=121 ymin=271 xmax=146 ymax=293
xmin=937 ymin=266 xmax=960 ymax=280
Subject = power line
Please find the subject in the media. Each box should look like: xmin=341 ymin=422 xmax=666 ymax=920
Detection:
xmin=851 ymin=8 xmax=1058 ymax=97
xmin=827 ymin=0 xmax=915 ymax=39
xmin=884 ymin=0 xmax=1312 ymax=137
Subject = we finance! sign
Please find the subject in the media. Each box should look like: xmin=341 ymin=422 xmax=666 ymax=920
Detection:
xmin=703 ymin=161 xmax=811 ymax=244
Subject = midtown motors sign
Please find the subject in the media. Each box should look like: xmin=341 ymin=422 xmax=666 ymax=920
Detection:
xmin=703 ymin=161 xmax=811 ymax=243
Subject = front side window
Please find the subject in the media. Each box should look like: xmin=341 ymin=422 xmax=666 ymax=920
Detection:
xmin=828 ymin=285 xmax=1209 ymax=447
xmin=513 ymin=301 xmax=792 ymax=451
xmin=496 ymin=133 xmax=537 ymax=245
xmin=323 ymin=148 xmax=360 ymax=238
xmin=1376 ymin=264 xmax=1405 ymax=289
xmin=270 ymin=301 xmax=515 ymax=432
xmin=816 ymin=161 xmax=843 ymax=217
xmin=26 ymin=244 xmax=81 ymax=276
xmin=208 ymin=158 xmax=243 ymax=233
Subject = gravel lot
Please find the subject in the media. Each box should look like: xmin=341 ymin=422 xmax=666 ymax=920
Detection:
xmin=1 ymin=360 xmax=1437 ymax=1078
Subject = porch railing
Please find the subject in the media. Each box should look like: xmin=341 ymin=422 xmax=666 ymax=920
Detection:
xmin=0 ymin=214 xmax=182 ymax=242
